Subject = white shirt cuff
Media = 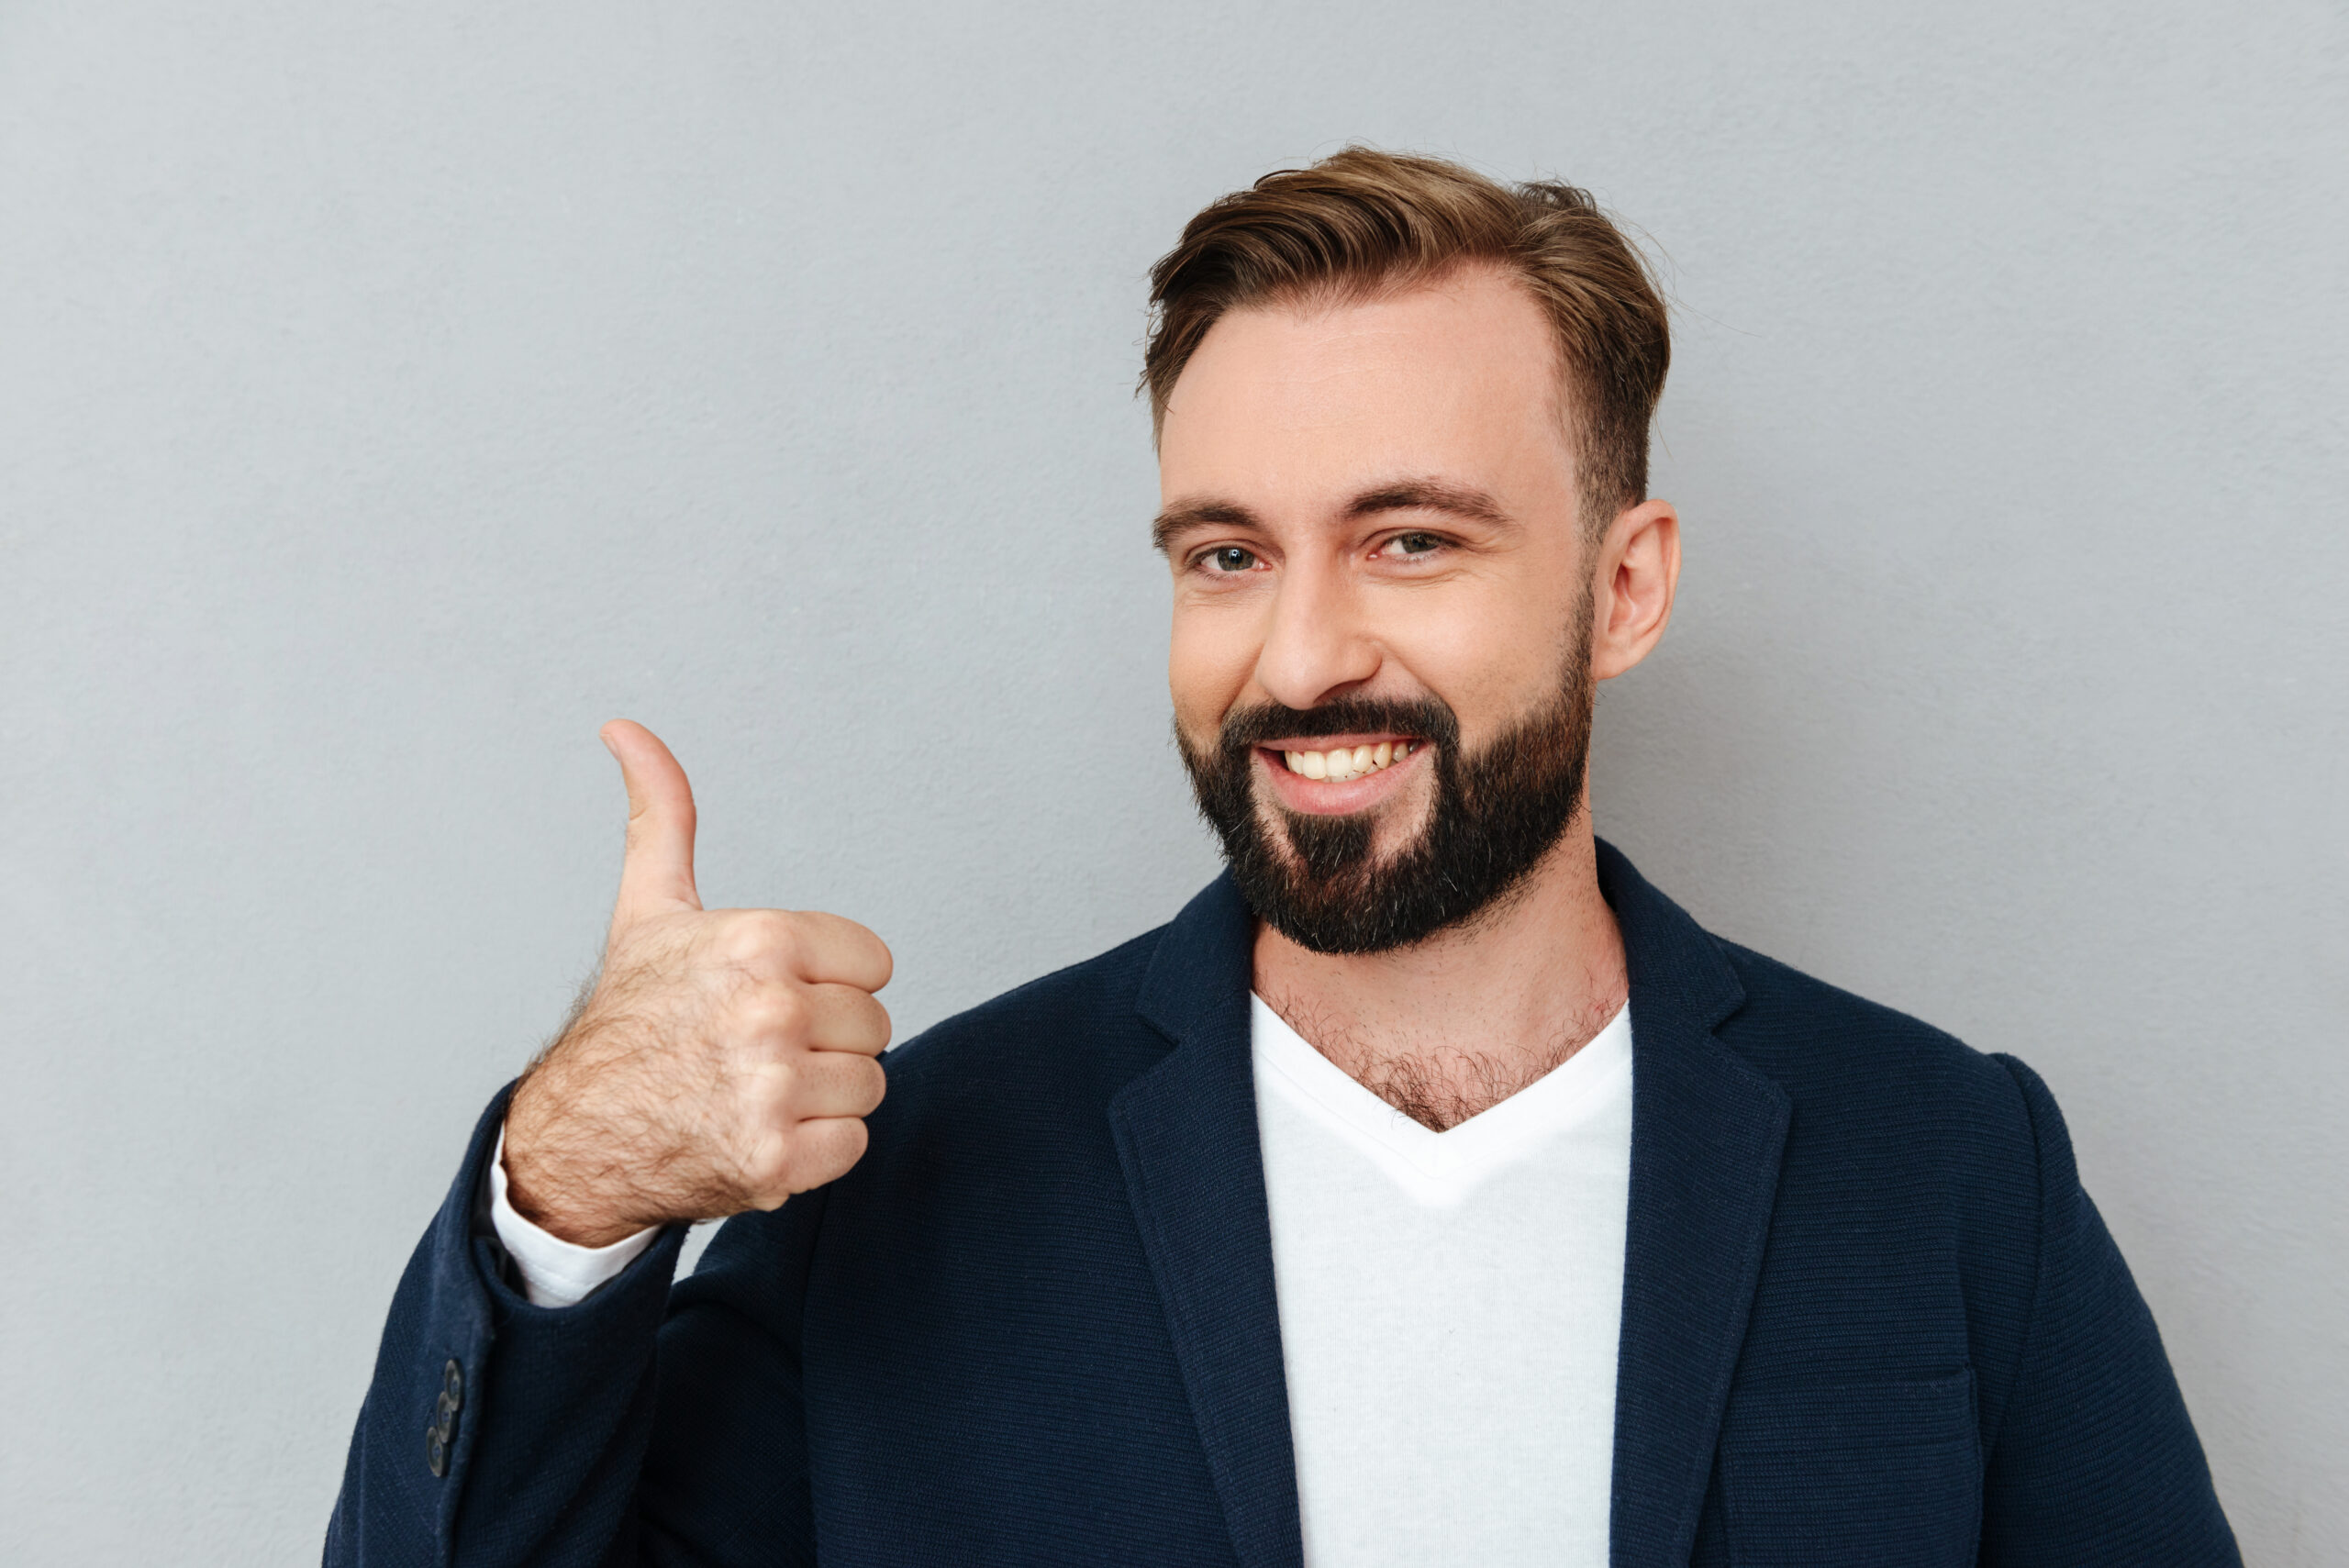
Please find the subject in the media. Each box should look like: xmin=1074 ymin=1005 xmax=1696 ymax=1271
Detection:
xmin=488 ymin=1123 xmax=660 ymax=1308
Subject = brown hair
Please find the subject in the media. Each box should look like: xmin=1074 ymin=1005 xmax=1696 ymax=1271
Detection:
xmin=1142 ymin=147 xmax=1670 ymax=532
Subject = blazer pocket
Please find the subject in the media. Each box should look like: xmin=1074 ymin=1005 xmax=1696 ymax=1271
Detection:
xmin=1720 ymin=1369 xmax=1981 ymax=1568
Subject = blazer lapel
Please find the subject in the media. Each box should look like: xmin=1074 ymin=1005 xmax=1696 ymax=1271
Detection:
xmin=1598 ymin=841 xmax=1793 ymax=1568
xmin=1110 ymin=873 xmax=1304 ymax=1568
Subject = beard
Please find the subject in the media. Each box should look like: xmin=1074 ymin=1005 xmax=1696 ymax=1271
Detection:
xmin=1178 ymin=602 xmax=1596 ymax=956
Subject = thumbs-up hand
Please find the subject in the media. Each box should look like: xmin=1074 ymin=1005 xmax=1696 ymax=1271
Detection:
xmin=500 ymin=721 xmax=894 ymax=1248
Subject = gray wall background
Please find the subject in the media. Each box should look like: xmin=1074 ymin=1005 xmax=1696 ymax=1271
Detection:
xmin=4 ymin=1 xmax=2343 ymax=1561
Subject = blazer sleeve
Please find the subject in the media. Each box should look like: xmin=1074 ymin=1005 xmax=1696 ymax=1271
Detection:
xmin=323 ymin=1086 xmax=826 ymax=1567
xmin=1979 ymin=1056 xmax=2240 ymax=1567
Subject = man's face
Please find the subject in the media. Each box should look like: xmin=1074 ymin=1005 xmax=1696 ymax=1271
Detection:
xmin=1157 ymin=266 xmax=1601 ymax=953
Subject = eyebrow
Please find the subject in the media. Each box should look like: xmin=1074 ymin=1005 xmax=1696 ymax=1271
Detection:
xmin=1151 ymin=498 xmax=1256 ymax=555
xmin=1151 ymin=477 xmax=1513 ymax=554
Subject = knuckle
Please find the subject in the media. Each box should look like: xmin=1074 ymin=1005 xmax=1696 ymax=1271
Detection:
xmin=751 ymin=1114 xmax=870 ymax=1197
xmin=720 ymin=909 xmax=797 ymax=964
xmin=740 ymin=1140 xmax=794 ymax=1199
xmin=735 ymin=986 xmax=807 ymax=1040
xmin=747 ymin=1056 xmax=799 ymax=1110
xmin=724 ymin=1066 xmax=789 ymax=1140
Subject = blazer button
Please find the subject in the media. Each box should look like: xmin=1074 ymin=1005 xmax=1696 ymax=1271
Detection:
xmin=426 ymin=1358 xmax=464 ymax=1476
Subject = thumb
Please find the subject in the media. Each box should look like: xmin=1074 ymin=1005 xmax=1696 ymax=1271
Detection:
xmin=601 ymin=718 xmax=702 ymax=928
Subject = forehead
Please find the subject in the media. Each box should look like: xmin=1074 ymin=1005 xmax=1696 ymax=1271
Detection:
xmin=1156 ymin=266 xmax=1573 ymax=507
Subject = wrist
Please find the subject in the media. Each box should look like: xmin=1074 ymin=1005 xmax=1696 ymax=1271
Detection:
xmin=501 ymin=1084 xmax=653 ymax=1250
xmin=503 ymin=1173 xmax=647 ymax=1251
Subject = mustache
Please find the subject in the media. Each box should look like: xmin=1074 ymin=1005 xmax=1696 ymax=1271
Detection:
xmin=1214 ymin=695 xmax=1461 ymax=753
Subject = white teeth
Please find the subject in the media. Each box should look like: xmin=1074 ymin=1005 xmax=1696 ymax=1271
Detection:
xmin=1284 ymin=741 xmax=1418 ymax=781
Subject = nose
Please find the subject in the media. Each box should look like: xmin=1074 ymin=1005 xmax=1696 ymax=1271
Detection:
xmin=1253 ymin=556 xmax=1382 ymax=711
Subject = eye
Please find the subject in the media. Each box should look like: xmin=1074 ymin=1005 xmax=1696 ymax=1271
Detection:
xmin=1377 ymin=530 xmax=1445 ymax=560
xmin=1197 ymin=545 xmax=1261 ymax=573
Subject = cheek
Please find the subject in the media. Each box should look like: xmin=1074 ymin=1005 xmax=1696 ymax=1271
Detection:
xmin=1380 ymin=584 xmax=1562 ymax=717
xmin=1167 ymin=602 xmax=1259 ymax=737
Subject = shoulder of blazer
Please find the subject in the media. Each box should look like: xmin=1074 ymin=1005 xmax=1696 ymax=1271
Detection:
xmin=1708 ymin=934 xmax=2039 ymax=1165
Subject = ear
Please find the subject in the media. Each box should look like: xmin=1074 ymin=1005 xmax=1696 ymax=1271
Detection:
xmin=1589 ymin=498 xmax=1681 ymax=682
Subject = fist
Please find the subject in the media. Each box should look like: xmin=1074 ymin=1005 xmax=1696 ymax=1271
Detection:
xmin=501 ymin=720 xmax=894 ymax=1247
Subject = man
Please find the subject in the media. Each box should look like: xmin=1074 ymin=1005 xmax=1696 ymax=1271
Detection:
xmin=328 ymin=150 xmax=2237 ymax=1566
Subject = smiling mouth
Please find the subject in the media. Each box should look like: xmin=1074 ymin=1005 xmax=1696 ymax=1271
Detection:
xmin=1268 ymin=739 xmax=1419 ymax=783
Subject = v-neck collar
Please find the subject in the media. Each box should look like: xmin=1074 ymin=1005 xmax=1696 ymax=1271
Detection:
xmin=1249 ymin=993 xmax=1632 ymax=1195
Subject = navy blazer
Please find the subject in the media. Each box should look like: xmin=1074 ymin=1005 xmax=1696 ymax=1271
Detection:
xmin=328 ymin=842 xmax=2237 ymax=1566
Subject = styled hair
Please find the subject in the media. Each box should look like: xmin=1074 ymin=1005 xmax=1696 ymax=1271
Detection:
xmin=1142 ymin=147 xmax=1670 ymax=532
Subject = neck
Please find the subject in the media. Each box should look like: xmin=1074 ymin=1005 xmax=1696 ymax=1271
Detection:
xmin=1251 ymin=813 xmax=1627 ymax=1131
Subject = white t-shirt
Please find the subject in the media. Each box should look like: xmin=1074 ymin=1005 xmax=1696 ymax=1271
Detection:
xmin=492 ymin=1000 xmax=1634 ymax=1566
xmin=1252 ymin=995 xmax=1631 ymax=1568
